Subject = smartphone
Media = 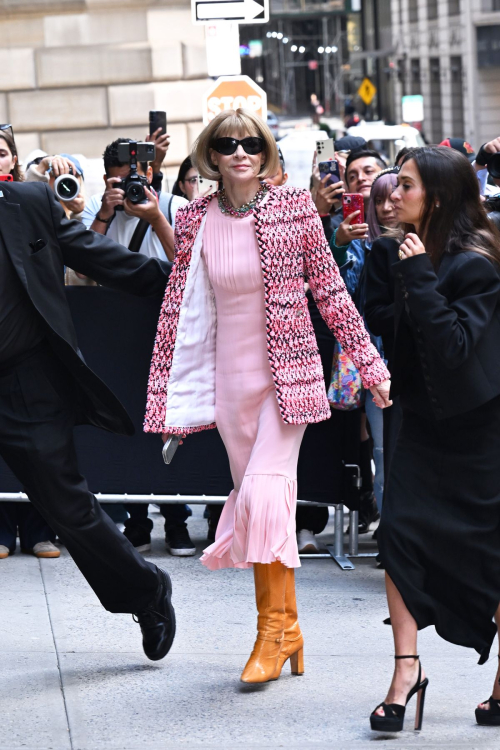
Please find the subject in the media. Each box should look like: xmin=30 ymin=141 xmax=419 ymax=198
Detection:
xmin=342 ymin=193 xmax=364 ymax=224
xmin=197 ymin=175 xmax=218 ymax=195
xmin=149 ymin=110 xmax=167 ymax=137
xmin=162 ymin=435 xmax=181 ymax=465
xmin=316 ymin=138 xmax=335 ymax=162
xmin=0 ymin=174 xmax=13 ymax=182
xmin=319 ymin=160 xmax=341 ymax=187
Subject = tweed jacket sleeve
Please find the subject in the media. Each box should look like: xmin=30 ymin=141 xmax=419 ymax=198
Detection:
xmin=301 ymin=192 xmax=390 ymax=388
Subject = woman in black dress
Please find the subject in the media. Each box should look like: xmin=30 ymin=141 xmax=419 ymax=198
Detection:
xmin=371 ymin=146 xmax=500 ymax=732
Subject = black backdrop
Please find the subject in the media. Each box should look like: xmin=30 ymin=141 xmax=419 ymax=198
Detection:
xmin=0 ymin=288 xmax=360 ymax=505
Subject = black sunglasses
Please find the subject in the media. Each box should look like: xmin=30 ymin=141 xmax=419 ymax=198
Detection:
xmin=212 ymin=137 xmax=265 ymax=156
xmin=0 ymin=124 xmax=14 ymax=141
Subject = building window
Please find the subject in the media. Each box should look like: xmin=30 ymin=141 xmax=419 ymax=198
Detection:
xmin=429 ymin=58 xmax=443 ymax=143
xmin=450 ymin=56 xmax=465 ymax=139
xmin=482 ymin=0 xmax=500 ymax=10
xmin=449 ymin=0 xmax=460 ymax=14
xmin=410 ymin=58 xmax=421 ymax=95
xmin=428 ymin=0 xmax=438 ymax=20
xmin=409 ymin=0 xmax=418 ymax=23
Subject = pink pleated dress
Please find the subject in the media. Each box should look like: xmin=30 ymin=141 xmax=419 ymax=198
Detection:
xmin=200 ymin=199 xmax=307 ymax=571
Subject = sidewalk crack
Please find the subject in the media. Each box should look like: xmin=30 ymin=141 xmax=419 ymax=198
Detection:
xmin=39 ymin=559 xmax=74 ymax=750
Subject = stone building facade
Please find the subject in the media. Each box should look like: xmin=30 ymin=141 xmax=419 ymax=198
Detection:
xmin=390 ymin=0 xmax=500 ymax=148
xmin=0 ymin=0 xmax=209 ymax=179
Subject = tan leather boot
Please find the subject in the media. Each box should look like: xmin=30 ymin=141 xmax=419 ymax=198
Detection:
xmin=272 ymin=567 xmax=304 ymax=679
xmin=240 ymin=561 xmax=287 ymax=684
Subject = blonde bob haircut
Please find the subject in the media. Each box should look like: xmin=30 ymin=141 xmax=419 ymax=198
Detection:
xmin=192 ymin=108 xmax=280 ymax=182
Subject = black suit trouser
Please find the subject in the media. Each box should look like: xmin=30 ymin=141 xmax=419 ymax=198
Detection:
xmin=0 ymin=345 xmax=159 ymax=613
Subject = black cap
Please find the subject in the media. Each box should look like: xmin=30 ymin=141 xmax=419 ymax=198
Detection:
xmin=334 ymin=135 xmax=367 ymax=153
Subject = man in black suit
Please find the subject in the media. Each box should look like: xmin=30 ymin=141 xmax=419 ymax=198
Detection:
xmin=0 ymin=180 xmax=175 ymax=660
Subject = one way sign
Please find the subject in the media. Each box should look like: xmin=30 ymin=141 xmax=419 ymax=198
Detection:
xmin=192 ymin=0 xmax=269 ymax=24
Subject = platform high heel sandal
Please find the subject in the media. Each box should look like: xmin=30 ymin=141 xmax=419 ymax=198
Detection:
xmin=370 ymin=655 xmax=429 ymax=733
xmin=475 ymin=655 xmax=500 ymax=726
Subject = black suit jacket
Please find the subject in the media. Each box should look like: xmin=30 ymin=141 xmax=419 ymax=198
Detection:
xmin=389 ymin=249 xmax=500 ymax=420
xmin=0 ymin=181 xmax=170 ymax=435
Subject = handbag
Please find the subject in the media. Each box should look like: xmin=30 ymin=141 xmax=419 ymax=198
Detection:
xmin=327 ymin=341 xmax=363 ymax=411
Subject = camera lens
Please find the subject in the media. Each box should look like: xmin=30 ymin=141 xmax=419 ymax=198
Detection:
xmin=54 ymin=174 xmax=80 ymax=202
xmin=488 ymin=153 xmax=500 ymax=180
xmin=126 ymin=182 xmax=145 ymax=204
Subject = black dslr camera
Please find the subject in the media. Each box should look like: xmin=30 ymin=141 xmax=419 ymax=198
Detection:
xmin=476 ymin=144 xmax=500 ymax=180
xmin=116 ymin=141 xmax=156 ymax=207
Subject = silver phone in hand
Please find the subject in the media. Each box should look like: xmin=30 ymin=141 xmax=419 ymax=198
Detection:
xmin=162 ymin=435 xmax=181 ymax=465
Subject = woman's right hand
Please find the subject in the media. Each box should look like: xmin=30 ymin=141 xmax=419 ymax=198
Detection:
xmin=335 ymin=211 xmax=369 ymax=246
xmin=369 ymin=380 xmax=392 ymax=409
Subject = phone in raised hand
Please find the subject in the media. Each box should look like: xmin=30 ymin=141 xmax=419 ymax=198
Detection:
xmin=149 ymin=110 xmax=167 ymax=137
xmin=197 ymin=175 xmax=218 ymax=195
xmin=342 ymin=193 xmax=365 ymax=224
xmin=316 ymin=137 xmax=335 ymax=162
xmin=319 ymin=160 xmax=341 ymax=187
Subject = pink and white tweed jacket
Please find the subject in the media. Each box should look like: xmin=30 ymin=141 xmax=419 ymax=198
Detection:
xmin=144 ymin=185 xmax=389 ymax=435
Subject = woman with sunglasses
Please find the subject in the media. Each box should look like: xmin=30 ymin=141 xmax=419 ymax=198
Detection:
xmin=144 ymin=109 xmax=391 ymax=684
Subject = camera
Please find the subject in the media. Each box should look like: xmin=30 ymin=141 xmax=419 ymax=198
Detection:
xmin=476 ymin=145 xmax=500 ymax=180
xmin=485 ymin=194 xmax=500 ymax=231
xmin=116 ymin=141 xmax=155 ymax=207
xmin=54 ymin=167 xmax=81 ymax=203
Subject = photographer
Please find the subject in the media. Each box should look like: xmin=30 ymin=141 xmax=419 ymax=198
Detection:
xmin=83 ymin=138 xmax=186 ymax=263
xmin=26 ymin=153 xmax=85 ymax=219
xmin=474 ymin=136 xmax=500 ymax=196
xmin=83 ymin=138 xmax=193 ymax=556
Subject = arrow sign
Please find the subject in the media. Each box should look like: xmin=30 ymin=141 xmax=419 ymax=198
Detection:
xmin=193 ymin=0 xmax=268 ymax=23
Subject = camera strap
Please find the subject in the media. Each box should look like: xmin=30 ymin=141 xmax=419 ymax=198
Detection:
xmin=128 ymin=219 xmax=150 ymax=253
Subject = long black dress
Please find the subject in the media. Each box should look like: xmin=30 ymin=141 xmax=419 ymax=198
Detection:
xmin=378 ymin=249 xmax=500 ymax=663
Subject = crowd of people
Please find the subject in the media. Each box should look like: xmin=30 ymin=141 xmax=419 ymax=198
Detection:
xmin=1 ymin=112 xmax=500 ymax=732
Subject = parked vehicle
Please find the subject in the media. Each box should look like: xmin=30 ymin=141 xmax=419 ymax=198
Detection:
xmin=267 ymin=112 xmax=280 ymax=140
xmin=347 ymin=121 xmax=425 ymax=163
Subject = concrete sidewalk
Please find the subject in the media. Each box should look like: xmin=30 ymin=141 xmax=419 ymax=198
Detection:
xmin=1 ymin=505 xmax=498 ymax=750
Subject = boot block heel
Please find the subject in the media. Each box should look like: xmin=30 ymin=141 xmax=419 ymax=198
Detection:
xmin=290 ymin=647 xmax=304 ymax=675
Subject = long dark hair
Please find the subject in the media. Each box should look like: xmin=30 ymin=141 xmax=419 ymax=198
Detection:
xmin=172 ymin=156 xmax=195 ymax=197
xmin=0 ymin=131 xmax=23 ymax=182
xmin=400 ymin=146 xmax=500 ymax=267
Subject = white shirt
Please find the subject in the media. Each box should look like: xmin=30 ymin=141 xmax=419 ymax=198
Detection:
xmin=82 ymin=191 xmax=188 ymax=261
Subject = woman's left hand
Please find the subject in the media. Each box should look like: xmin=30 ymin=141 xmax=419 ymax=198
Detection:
xmin=369 ymin=379 xmax=393 ymax=409
xmin=399 ymin=233 xmax=426 ymax=260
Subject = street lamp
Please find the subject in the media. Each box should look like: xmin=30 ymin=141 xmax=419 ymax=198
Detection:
xmin=299 ymin=46 xmax=305 ymax=53
xmin=277 ymin=32 xmax=283 ymax=39
xmin=325 ymin=46 xmax=332 ymax=53
xmin=291 ymin=44 xmax=298 ymax=52
xmin=318 ymin=46 xmax=325 ymax=53
xmin=282 ymin=37 xmax=289 ymax=43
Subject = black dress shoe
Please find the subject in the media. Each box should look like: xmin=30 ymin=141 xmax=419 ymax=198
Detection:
xmin=133 ymin=568 xmax=176 ymax=661
xmin=358 ymin=492 xmax=380 ymax=534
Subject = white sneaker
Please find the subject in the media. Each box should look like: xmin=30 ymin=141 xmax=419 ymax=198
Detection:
xmin=32 ymin=541 xmax=60 ymax=559
xmin=0 ymin=544 xmax=10 ymax=559
xmin=297 ymin=529 xmax=320 ymax=553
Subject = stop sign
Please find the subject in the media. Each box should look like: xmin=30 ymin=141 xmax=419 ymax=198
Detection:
xmin=203 ymin=75 xmax=267 ymax=124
